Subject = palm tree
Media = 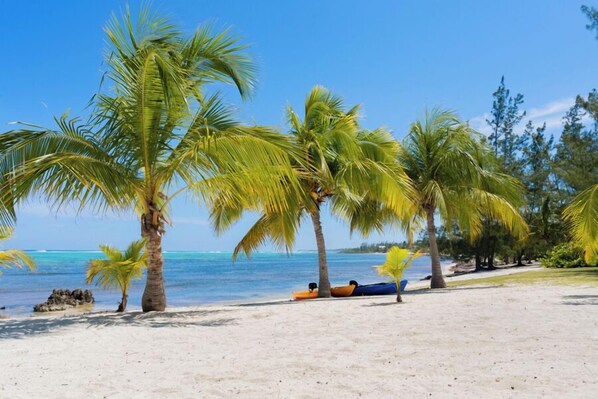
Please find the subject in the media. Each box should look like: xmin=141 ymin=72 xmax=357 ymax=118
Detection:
xmin=400 ymin=108 xmax=528 ymax=288
xmin=87 ymin=240 xmax=147 ymax=312
xmin=375 ymin=246 xmax=421 ymax=302
xmin=212 ymin=86 xmax=415 ymax=297
xmin=563 ymin=184 xmax=598 ymax=263
xmin=0 ymin=226 xmax=35 ymax=276
xmin=0 ymin=7 xmax=297 ymax=311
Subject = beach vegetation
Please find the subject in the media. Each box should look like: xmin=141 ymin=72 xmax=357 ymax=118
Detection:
xmin=86 ymin=240 xmax=147 ymax=312
xmin=448 ymin=266 xmax=598 ymax=287
xmin=375 ymin=246 xmax=421 ymax=302
xmin=540 ymin=242 xmax=592 ymax=268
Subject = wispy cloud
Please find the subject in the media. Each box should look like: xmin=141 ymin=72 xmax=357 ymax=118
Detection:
xmin=172 ymin=217 xmax=210 ymax=226
xmin=467 ymin=97 xmax=591 ymax=137
xmin=17 ymin=202 xmax=134 ymax=221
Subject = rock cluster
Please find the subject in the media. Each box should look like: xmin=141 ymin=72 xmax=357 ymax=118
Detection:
xmin=33 ymin=289 xmax=94 ymax=312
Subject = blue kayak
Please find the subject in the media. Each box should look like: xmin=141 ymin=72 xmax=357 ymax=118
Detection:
xmin=351 ymin=279 xmax=408 ymax=296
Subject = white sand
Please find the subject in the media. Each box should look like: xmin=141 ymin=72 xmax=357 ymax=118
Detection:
xmin=1 ymin=271 xmax=597 ymax=398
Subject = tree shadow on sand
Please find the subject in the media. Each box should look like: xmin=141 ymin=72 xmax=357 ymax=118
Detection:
xmin=561 ymin=295 xmax=598 ymax=306
xmin=0 ymin=309 xmax=236 ymax=340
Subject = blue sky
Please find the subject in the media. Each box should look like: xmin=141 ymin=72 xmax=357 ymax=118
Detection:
xmin=1 ymin=0 xmax=597 ymax=251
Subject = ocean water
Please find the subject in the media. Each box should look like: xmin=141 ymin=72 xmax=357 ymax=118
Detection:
xmin=0 ymin=251 xmax=447 ymax=316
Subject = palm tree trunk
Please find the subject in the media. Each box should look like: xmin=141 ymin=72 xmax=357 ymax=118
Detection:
xmin=117 ymin=292 xmax=127 ymax=312
xmin=426 ymin=208 xmax=446 ymax=288
xmin=396 ymin=281 xmax=402 ymax=303
xmin=310 ymin=208 xmax=331 ymax=298
xmin=141 ymin=213 xmax=166 ymax=312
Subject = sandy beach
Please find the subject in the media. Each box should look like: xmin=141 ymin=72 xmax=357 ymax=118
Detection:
xmin=1 ymin=268 xmax=597 ymax=398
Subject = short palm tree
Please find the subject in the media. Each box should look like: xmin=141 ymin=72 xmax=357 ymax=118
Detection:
xmin=375 ymin=246 xmax=421 ymax=302
xmin=0 ymin=226 xmax=35 ymax=276
xmin=212 ymin=86 xmax=415 ymax=297
xmin=400 ymin=108 xmax=528 ymax=288
xmin=0 ymin=8 xmax=297 ymax=311
xmin=87 ymin=240 xmax=147 ymax=312
xmin=563 ymin=184 xmax=598 ymax=263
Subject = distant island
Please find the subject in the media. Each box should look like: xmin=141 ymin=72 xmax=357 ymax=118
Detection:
xmin=338 ymin=241 xmax=410 ymax=253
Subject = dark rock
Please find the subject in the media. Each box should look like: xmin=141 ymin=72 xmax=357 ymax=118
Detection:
xmin=33 ymin=289 xmax=94 ymax=312
xmin=421 ymin=275 xmax=432 ymax=281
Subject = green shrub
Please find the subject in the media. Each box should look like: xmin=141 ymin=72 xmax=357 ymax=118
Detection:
xmin=541 ymin=242 xmax=596 ymax=268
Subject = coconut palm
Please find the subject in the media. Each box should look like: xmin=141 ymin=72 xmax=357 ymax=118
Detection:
xmin=0 ymin=226 xmax=35 ymax=276
xmin=212 ymin=86 xmax=415 ymax=297
xmin=400 ymin=108 xmax=528 ymax=288
xmin=87 ymin=240 xmax=147 ymax=312
xmin=0 ymin=8 xmax=298 ymax=311
xmin=563 ymin=184 xmax=598 ymax=263
xmin=375 ymin=246 xmax=421 ymax=302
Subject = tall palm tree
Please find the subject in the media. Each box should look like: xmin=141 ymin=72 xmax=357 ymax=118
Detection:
xmin=563 ymin=184 xmax=598 ymax=263
xmin=0 ymin=226 xmax=35 ymax=276
xmin=0 ymin=8 xmax=298 ymax=311
xmin=400 ymin=108 xmax=528 ymax=288
xmin=212 ymin=86 xmax=415 ymax=297
xmin=87 ymin=240 xmax=147 ymax=312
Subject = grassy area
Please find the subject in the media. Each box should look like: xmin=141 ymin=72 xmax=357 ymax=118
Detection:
xmin=448 ymin=267 xmax=598 ymax=287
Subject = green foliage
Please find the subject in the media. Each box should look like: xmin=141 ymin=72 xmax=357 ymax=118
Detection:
xmin=339 ymin=241 xmax=410 ymax=253
xmin=554 ymin=100 xmax=598 ymax=195
xmin=213 ymin=86 xmax=414 ymax=258
xmin=86 ymin=240 xmax=147 ymax=311
xmin=582 ymin=5 xmax=598 ymax=39
xmin=563 ymin=184 xmax=598 ymax=263
xmin=540 ymin=242 xmax=595 ymax=268
xmin=376 ymin=246 xmax=422 ymax=301
xmin=375 ymin=247 xmax=422 ymax=283
xmin=0 ymin=226 xmax=35 ymax=276
xmin=486 ymin=76 xmax=525 ymax=164
xmin=401 ymin=108 xmax=528 ymax=241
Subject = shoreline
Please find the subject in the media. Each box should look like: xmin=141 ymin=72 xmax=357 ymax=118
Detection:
xmin=2 ymin=263 xmax=539 ymax=321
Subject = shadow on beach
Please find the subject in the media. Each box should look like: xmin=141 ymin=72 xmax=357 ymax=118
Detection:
xmin=0 ymin=309 xmax=236 ymax=340
xmin=561 ymin=295 xmax=598 ymax=306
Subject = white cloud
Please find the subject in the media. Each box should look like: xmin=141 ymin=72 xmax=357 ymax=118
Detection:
xmin=526 ymin=98 xmax=575 ymax=120
xmin=468 ymin=97 xmax=592 ymax=137
xmin=468 ymin=112 xmax=492 ymax=136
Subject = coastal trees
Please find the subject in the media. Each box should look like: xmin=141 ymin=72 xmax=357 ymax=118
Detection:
xmin=0 ymin=8 xmax=297 ymax=311
xmin=87 ymin=240 xmax=147 ymax=312
xmin=213 ymin=86 xmax=414 ymax=297
xmin=486 ymin=76 xmax=526 ymax=164
xmin=0 ymin=226 xmax=35 ymax=275
xmin=400 ymin=108 xmax=528 ymax=288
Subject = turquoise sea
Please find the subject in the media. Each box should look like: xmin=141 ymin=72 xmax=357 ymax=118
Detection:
xmin=0 ymin=251 xmax=448 ymax=316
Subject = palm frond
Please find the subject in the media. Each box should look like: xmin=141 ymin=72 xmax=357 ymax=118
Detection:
xmin=87 ymin=239 xmax=147 ymax=293
xmin=563 ymin=184 xmax=598 ymax=262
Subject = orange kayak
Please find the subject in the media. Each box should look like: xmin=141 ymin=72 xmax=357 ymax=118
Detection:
xmin=292 ymin=290 xmax=318 ymax=300
xmin=331 ymin=285 xmax=356 ymax=297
